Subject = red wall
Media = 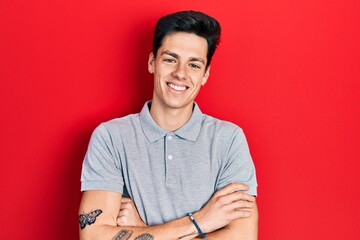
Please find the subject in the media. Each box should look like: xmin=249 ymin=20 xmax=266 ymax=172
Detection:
xmin=1 ymin=0 xmax=359 ymax=239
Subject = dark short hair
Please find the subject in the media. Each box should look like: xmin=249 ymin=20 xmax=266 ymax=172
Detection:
xmin=153 ymin=10 xmax=221 ymax=68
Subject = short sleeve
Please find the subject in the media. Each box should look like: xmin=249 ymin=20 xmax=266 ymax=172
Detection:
xmin=80 ymin=124 xmax=124 ymax=194
xmin=216 ymin=128 xmax=258 ymax=196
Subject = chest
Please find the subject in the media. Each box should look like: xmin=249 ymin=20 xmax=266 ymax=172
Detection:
xmin=117 ymin=133 xmax=225 ymax=224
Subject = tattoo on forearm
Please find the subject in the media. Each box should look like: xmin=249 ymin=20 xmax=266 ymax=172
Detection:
xmin=134 ymin=233 xmax=155 ymax=240
xmin=113 ymin=230 xmax=133 ymax=240
xmin=178 ymin=231 xmax=197 ymax=239
xmin=78 ymin=209 xmax=103 ymax=230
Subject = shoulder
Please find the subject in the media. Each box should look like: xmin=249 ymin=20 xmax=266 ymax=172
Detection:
xmin=202 ymin=114 xmax=245 ymax=138
xmin=91 ymin=113 xmax=140 ymax=139
xmin=100 ymin=113 xmax=139 ymax=130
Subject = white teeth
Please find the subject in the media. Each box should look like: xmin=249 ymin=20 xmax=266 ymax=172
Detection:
xmin=168 ymin=83 xmax=186 ymax=91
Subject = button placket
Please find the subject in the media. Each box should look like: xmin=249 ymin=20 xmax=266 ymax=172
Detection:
xmin=167 ymin=135 xmax=174 ymax=160
xmin=165 ymin=133 xmax=176 ymax=186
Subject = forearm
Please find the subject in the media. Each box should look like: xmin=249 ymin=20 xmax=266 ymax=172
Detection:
xmin=80 ymin=191 xmax=198 ymax=240
xmin=193 ymin=224 xmax=257 ymax=240
xmin=80 ymin=215 xmax=200 ymax=240
xmin=194 ymin=203 xmax=258 ymax=240
xmin=79 ymin=184 xmax=258 ymax=240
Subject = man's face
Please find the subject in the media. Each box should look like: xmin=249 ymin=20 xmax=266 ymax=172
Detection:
xmin=148 ymin=32 xmax=210 ymax=111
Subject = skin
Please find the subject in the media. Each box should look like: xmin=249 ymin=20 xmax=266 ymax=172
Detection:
xmin=148 ymin=32 xmax=210 ymax=132
xmin=117 ymin=189 xmax=258 ymax=240
xmin=117 ymin=198 xmax=146 ymax=227
xmin=80 ymin=184 xmax=256 ymax=240
xmin=79 ymin=32 xmax=258 ymax=240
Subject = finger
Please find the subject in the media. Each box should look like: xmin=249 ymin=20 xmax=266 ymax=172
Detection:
xmin=231 ymin=209 xmax=252 ymax=219
xmin=118 ymin=210 xmax=125 ymax=217
xmin=216 ymin=190 xmax=255 ymax=206
xmin=121 ymin=197 xmax=133 ymax=203
xmin=117 ymin=216 xmax=126 ymax=226
xmin=227 ymin=200 xmax=254 ymax=210
xmin=120 ymin=208 xmax=130 ymax=216
xmin=232 ymin=191 xmax=256 ymax=202
xmin=215 ymin=183 xmax=249 ymax=197
xmin=120 ymin=202 xmax=132 ymax=210
xmin=117 ymin=216 xmax=123 ymax=224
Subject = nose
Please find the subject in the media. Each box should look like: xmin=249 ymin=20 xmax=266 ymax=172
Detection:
xmin=172 ymin=63 xmax=187 ymax=80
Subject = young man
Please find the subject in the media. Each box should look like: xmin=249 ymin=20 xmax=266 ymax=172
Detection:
xmin=79 ymin=11 xmax=258 ymax=240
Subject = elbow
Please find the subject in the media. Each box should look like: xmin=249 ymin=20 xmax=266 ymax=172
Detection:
xmin=79 ymin=226 xmax=103 ymax=240
xmin=80 ymin=233 xmax=100 ymax=240
xmin=79 ymin=231 xmax=93 ymax=240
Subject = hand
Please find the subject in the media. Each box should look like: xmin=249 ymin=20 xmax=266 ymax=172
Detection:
xmin=116 ymin=197 xmax=147 ymax=227
xmin=193 ymin=183 xmax=256 ymax=233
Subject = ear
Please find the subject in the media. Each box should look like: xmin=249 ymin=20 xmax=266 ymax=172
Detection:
xmin=201 ymin=66 xmax=210 ymax=86
xmin=148 ymin=52 xmax=155 ymax=74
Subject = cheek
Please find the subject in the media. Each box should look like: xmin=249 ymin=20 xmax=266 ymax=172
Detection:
xmin=191 ymin=74 xmax=206 ymax=85
xmin=155 ymin=65 xmax=173 ymax=78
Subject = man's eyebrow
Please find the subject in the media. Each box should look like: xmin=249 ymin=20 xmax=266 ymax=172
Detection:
xmin=161 ymin=51 xmax=205 ymax=65
xmin=189 ymin=57 xmax=205 ymax=65
xmin=161 ymin=50 xmax=180 ymax=59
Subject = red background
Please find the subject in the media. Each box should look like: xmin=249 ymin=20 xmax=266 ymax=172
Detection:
xmin=1 ymin=0 xmax=359 ymax=239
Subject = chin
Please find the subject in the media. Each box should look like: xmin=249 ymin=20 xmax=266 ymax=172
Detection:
xmin=165 ymin=100 xmax=193 ymax=110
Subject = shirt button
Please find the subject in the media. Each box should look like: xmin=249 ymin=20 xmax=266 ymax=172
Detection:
xmin=168 ymin=155 xmax=173 ymax=160
xmin=167 ymin=135 xmax=173 ymax=140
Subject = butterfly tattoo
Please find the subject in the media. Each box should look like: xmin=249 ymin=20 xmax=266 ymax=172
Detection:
xmin=78 ymin=209 xmax=103 ymax=230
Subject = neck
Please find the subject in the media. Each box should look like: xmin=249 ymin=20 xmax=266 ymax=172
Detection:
xmin=149 ymin=100 xmax=194 ymax=132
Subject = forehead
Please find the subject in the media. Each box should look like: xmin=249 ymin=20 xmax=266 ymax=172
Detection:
xmin=159 ymin=32 xmax=208 ymax=60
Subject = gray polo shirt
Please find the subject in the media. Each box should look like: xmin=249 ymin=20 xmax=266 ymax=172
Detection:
xmin=81 ymin=101 xmax=257 ymax=225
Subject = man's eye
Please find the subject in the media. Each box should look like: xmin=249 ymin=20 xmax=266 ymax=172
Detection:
xmin=189 ymin=63 xmax=200 ymax=69
xmin=164 ymin=59 xmax=175 ymax=63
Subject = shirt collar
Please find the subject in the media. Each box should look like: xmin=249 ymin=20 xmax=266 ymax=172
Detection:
xmin=139 ymin=101 xmax=203 ymax=143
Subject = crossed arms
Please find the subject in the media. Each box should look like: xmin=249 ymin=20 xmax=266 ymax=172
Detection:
xmin=78 ymin=183 xmax=258 ymax=240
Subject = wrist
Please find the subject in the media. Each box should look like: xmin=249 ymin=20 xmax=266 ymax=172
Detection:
xmin=189 ymin=212 xmax=206 ymax=238
xmin=192 ymin=211 xmax=207 ymax=233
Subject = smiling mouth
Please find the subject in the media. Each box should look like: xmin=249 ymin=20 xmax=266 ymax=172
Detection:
xmin=167 ymin=82 xmax=188 ymax=91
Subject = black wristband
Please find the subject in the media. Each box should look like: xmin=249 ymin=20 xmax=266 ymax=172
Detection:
xmin=188 ymin=213 xmax=206 ymax=238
